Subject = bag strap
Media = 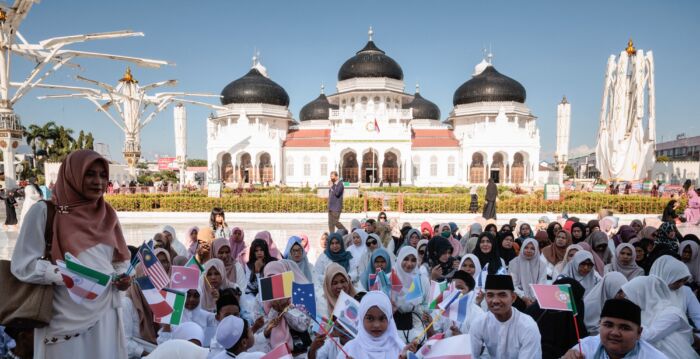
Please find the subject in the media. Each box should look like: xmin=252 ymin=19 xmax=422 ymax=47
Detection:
xmin=41 ymin=200 xmax=56 ymax=261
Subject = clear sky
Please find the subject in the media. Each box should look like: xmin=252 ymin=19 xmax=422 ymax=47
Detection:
xmin=12 ymin=0 xmax=700 ymax=162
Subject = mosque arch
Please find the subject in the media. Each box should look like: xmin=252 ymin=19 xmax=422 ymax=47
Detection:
xmin=238 ymin=152 xmax=252 ymax=184
xmin=340 ymin=149 xmax=358 ymax=183
xmin=470 ymin=152 xmax=486 ymax=184
xmin=491 ymin=152 xmax=507 ymax=183
xmin=382 ymin=149 xmax=400 ymax=183
xmin=361 ymin=149 xmax=379 ymax=184
xmin=257 ymin=152 xmax=273 ymax=183
xmin=511 ymin=152 xmax=527 ymax=184
xmin=221 ymin=153 xmax=234 ymax=183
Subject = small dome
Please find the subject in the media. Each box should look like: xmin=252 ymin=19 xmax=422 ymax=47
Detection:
xmin=337 ymin=30 xmax=403 ymax=81
xmin=220 ymin=67 xmax=290 ymax=107
xmin=403 ymin=90 xmax=440 ymax=120
xmin=453 ymin=65 xmax=526 ymax=106
xmin=299 ymin=91 xmax=338 ymax=121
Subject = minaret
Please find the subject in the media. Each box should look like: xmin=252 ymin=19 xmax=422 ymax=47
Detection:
xmin=555 ymin=96 xmax=571 ymax=184
xmin=174 ymin=103 xmax=187 ymax=189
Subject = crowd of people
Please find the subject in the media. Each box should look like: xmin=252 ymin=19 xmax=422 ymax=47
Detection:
xmin=2 ymin=150 xmax=700 ymax=359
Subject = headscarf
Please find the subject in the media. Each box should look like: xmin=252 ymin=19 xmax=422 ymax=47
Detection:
xmin=402 ymin=228 xmax=422 ymax=248
xmin=656 ymin=222 xmax=680 ymax=253
xmin=417 ymin=239 xmax=429 ymax=265
xmin=212 ymin=237 xmax=237 ymax=283
xmin=584 ymin=231 xmax=613 ymax=265
xmin=255 ymin=231 xmax=282 ymax=259
xmin=143 ymin=339 xmax=209 ymax=359
xmin=199 ymin=258 xmax=234 ymax=312
xmin=516 ymin=222 xmax=534 ymax=242
xmin=621 ymin=275 xmax=677 ymax=327
xmin=546 ymin=222 xmax=560 ymax=243
xmin=420 ymin=221 xmax=434 ymax=238
xmin=542 ymin=230 xmax=571 ymax=265
xmin=325 ymin=232 xmax=353 ymax=271
xmin=246 ymin=238 xmax=275 ymax=272
xmin=361 ymin=248 xmax=393 ymax=290
xmin=599 ymin=216 xmax=618 ymax=233
xmin=126 ymin=266 xmax=157 ymax=344
xmin=679 ymin=241 xmax=700 ymax=285
xmin=185 ymin=226 xmax=199 ymax=256
xmin=639 ymin=226 xmax=657 ymax=241
xmin=578 ymin=242 xmax=606 ymax=276
xmin=534 ymin=230 xmax=551 ymax=249
xmin=583 ymin=272 xmax=627 ymax=335
xmin=50 ymin=150 xmax=130 ymax=262
xmin=496 ymin=232 xmax=517 ymax=264
xmin=426 ymin=236 xmax=455 ymax=278
xmin=323 ymin=262 xmax=357 ymax=316
xmin=153 ymin=248 xmax=172 ymax=276
xmin=587 ymin=220 xmax=600 ymax=233
xmin=614 ymin=225 xmax=637 ymax=245
xmin=348 ymin=229 xmax=368 ymax=262
xmin=341 ymin=291 xmax=404 ymax=359
xmin=439 ymin=222 xmax=463 ymax=255
xmin=630 ymin=219 xmax=644 ymax=234
xmin=195 ymin=227 xmax=215 ymax=263
xmin=375 ymin=222 xmax=393 ymax=248
xmin=459 ymin=254 xmax=483 ymax=288
xmin=570 ymin=222 xmax=587 ymax=244
xmin=228 ymin=226 xmax=247 ymax=264
xmin=162 ymin=225 xmax=183 ymax=257
xmin=649 ymin=255 xmax=692 ymax=309
xmin=351 ymin=219 xmax=361 ymax=232
xmin=610 ymin=243 xmax=644 ymax=280
xmin=509 ymin=238 xmax=546 ymax=298
xmin=283 ymin=236 xmax=313 ymax=282
xmin=395 ymin=246 xmax=419 ymax=289
xmin=263 ymin=260 xmax=310 ymax=350
xmin=473 ymin=232 xmax=503 ymax=275
xmin=562 ymin=251 xmax=601 ymax=294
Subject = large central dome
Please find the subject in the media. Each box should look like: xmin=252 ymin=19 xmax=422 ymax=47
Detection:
xmin=220 ymin=65 xmax=290 ymax=107
xmin=337 ymin=29 xmax=403 ymax=81
xmin=453 ymin=65 xmax=526 ymax=106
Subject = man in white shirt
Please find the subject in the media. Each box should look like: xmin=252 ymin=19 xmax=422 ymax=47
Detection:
xmin=562 ymin=298 xmax=667 ymax=359
xmin=470 ymin=274 xmax=541 ymax=359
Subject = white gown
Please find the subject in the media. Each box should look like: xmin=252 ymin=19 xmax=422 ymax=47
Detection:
xmin=18 ymin=184 xmax=42 ymax=229
xmin=470 ymin=308 xmax=541 ymax=359
xmin=11 ymin=202 xmax=129 ymax=359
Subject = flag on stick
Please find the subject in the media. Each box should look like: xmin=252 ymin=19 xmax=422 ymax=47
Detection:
xmin=57 ymin=253 xmax=111 ymax=304
xmin=422 ymin=334 xmax=473 ymax=359
xmin=135 ymin=276 xmax=173 ymax=318
xmin=428 ymin=280 xmax=448 ymax=310
xmin=259 ymin=271 xmax=294 ymax=302
xmin=154 ymin=289 xmax=186 ymax=325
xmin=530 ymin=284 xmax=577 ymax=314
xmin=185 ymin=255 xmax=204 ymax=273
xmin=137 ymin=242 xmax=170 ymax=290
xmin=292 ymin=282 xmax=316 ymax=319
xmin=404 ymin=275 xmax=424 ymax=302
xmin=170 ymin=266 xmax=200 ymax=290
xmin=332 ymin=291 xmax=360 ymax=338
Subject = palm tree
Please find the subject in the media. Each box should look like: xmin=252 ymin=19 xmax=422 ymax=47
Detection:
xmin=25 ymin=121 xmax=58 ymax=157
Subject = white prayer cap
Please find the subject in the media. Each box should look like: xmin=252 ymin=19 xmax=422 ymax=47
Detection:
xmin=172 ymin=322 xmax=205 ymax=346
xmin=144 ymin=339 xmax=208 ymax=359
xmin=216 ymin=315 xmax=245 ymax=350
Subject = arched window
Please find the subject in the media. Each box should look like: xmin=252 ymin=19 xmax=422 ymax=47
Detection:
xmin=448 ymin=156 xmax=455 ymax=177
xmin=430 ymin=156 xmax=438 ymax=177
xmin=303 ymin=156 xmax=311 ymax=176
xmin=320 ymin=156 xmax=328 ymax=176
xmin=412 ymin=156 xmax=420 ymax=177
xmin=286 ymin=156 xmax=294 ymax=177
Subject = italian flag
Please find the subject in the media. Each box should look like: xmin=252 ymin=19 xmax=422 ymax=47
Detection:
xmin=57 ymin=253 xmax=111 ymax=304
xmin=428 ymin=280 xmax=448 ymax=310
xmin=155 ymin=289 xmax=186 ymax=325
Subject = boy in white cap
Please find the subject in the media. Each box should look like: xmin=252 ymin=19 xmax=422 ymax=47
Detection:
xmin=211 ymin=315 xmax=264 ymax=359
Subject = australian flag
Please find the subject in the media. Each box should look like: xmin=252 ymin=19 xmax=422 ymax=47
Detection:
xmin=137 ymin=241 xmax=170 ymax=290
xmin=292 ymin=282 xmax=316 ymax=319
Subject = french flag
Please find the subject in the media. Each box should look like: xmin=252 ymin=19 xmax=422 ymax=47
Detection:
xmin=135 ymin=276 xmax=173 ymax=318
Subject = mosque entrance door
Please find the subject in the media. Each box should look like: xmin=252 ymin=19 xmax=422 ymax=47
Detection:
xmin=364 ymin=168 xmax=377 ymax=183
xmin=490 ymin=170 xmax=500 ymax=183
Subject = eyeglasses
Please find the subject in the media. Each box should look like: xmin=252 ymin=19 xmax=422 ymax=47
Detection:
xmin=366 ymin=239 xmax=378 ymax=247
xmin=418 ymin=250 xmax=425 ymax=255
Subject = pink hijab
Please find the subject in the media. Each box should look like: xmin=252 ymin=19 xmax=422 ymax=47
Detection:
xmin=228 ymin=226 xmax=247 ymax=264
xmin=579 ymin=242 xmax=606 ymax=276
xmin=255 ymin=231 xmax=281 ymax=259
xmin=212 ymin=237 xmax=237 ymax=283
xmin=50 ymin=150 xmax=130 ymax=262
xmin=185 ymin=226 xmax=199 ymax=256
xmin=263 ymin=260 xmax=310 ymax=350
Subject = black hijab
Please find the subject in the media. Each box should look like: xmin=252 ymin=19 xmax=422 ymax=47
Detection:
xmin=546 ymin=222 xmax=560 ymax=243
xmin=497 ymin=231 xmax=517 ymax=264
xmin=473 ymin=232 xmax=503 ymax=275
xmin=570 ymin=222 xmax=587 ymax=244
xmin=246 ymin=238 xmax=276 ymax=272
xmin=427 ymin=236 xmax=455 ymax=278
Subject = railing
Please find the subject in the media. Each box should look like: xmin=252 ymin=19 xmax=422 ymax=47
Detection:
xmin=0 ymin=112 xmax=22 ymax=131
xmin=329 ymin=108 xmax=413 ymax=121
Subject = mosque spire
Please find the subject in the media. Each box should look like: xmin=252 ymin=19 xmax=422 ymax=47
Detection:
xmin=368 ymin=26 xmax=374 ymax=41
xmin=415 ymin=83 xmax=420 ymax=94
xmin=320 ymin=83 xmax=325 ymax=95
xmin=625 ymin=38 xmax=637 ymax=56
xmin=561 ymin=95 xmax=568 ymax=104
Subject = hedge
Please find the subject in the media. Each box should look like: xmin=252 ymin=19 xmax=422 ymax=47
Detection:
xmin=105 ymin=191 xmax=683 ymax=214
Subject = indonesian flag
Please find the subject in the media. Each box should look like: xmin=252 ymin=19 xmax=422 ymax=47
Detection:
xmin=57 ymin=253 xmax=111 ymax=304
xmin=135 ymin=276 xmax=173 ymax=318
xmin=261 ymin=343 xmax=292 ymax=359
xmin=154 ymin=289 xmax=186 ymax=325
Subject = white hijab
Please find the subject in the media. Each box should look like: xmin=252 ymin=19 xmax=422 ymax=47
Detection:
xmin=649 ymin=255 xmax=692 ymax=310
xmin=562 ymin=251 xmax=601 ymax=295
xmin=460 ymin=254 xmax=483 ymax=288
xmin=199 ymin=258 xmax=234 ymax=312
xmin=144 ymin=339 xmax=208 ymax=359
xmin=679 ymin=241 xmax=700 ymax=286
xmin=621 ymin=275 xmax=680 ymax=325
xmin=508 ymin=238 xmax=546 ymax=298
xmin=395 ymin=246 xmax=422 ymax=306
xmin=348 ymin=229 xmax=368 ymax=261
xmin=341 ymin=291 xmax=405 ymax=359
xmin=583 ymin=272 xmax=627 ymax=334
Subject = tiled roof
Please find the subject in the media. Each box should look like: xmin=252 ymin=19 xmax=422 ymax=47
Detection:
xmin=411 ymin=129 xmax=460 ymax=148
xmin=284 ymin=129 xmax=331 ymax=148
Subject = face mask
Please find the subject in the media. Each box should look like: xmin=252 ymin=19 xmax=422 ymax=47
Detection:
xmin=441 ymin=231 xmax=451 ymax=238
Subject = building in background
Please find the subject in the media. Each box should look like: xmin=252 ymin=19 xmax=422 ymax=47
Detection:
xmin=655 ymin=134 xmax=700 ymax=161
xmin=568 ymin=152 xmax=600 ymax=179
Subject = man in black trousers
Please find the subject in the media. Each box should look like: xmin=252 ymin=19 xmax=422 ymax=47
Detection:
xmin=328 ymin=171 xmax=347 ymax=233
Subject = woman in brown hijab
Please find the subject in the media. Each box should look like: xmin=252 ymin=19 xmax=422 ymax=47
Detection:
xmin=195 ymin=227 xmax=215 ymax=263
xmin=11 ymin=150 xmax=131 ymax=359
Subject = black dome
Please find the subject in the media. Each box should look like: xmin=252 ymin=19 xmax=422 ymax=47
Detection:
xmin=337 ymin=41 xmax=404 ymax=81
xmin=452 ymin=66 xmax=526 ymax=106
xmin=220 ymin=68 xmax=290 ymax=106
xmin=403 ymin=92 xmax=440 ymax=120
xmin=299 ymin=93 xmax=338 ymax=121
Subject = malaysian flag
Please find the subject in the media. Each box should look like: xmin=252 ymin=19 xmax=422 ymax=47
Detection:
xmin=137 ymin=241 xmax=170 ymax=290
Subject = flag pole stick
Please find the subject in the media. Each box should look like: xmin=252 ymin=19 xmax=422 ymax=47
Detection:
xmin=572 ymin=314 xmax=583 ymax=354
xmin=298 ymin=307 xmax=351 ymax=358
xmin=413 ymin=309 xmax=445 ymax=345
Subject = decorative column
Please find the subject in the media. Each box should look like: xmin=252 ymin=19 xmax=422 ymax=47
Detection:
xmin=173 ymin=103 xmax=187 ymax=190
xmin=555 ymin=96 xmax=571 ymax=184
xmin=0 ymin=106 xmax=22 ymax=188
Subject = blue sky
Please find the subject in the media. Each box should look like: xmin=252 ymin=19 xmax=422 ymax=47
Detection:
xmin=13 ymin=0 xmax=700 ymax=162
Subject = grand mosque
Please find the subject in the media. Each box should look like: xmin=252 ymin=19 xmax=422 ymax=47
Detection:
xmin=206 ymin=28 xmax=542 ymax=187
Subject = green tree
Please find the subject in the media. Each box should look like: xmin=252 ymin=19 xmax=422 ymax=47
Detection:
xmin=187 ymin=159 xmax=207 ymax=167
xmin=25 ymin=121 xmax=58 ymax=158
xmin=85 ymin=132 xmax=94 ymax=150
xmin=564 ymin=165 xmax=575 ymax=178
xmin=75 ymin=130 xmax=85 ymax=150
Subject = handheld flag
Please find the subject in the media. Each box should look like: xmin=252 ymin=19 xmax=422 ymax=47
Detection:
xmin=428 ymin=280 xmax=448 ymax=310
xmin=445 ymin=293 xmax=472 ymax=323
xmin=135 ymin=276 xmax=173 ymax=318
xmin=137 ymin=242 xmax=170 ymax=291
xmin=170 ymin=266 xmax=200 ymax=290
xmin=422 ymin=334 xmax=473 ymax=359
xmin=332 ymin=291 xmax=360 ymax=338
xmin=185 ymin=255 xmax=204 ymax=273
xmin=438 ymin=290 xmax=462 ymax=312
xmin=56 ymin=253 xmax=111 ymax=304
xmin=404 ymin=275 xmax=424 ymax=302
xmin=154 ymin=289 xmax=186 ymax=325
xmin=530 ymin=284 xmax=577 ymax=314
xmin=389 ymin=269 xmax=402 ymax=293
xmin=292 ymin=282 xmax=316 ymax=319
xmin=259 ymin=271 xmax=294 ymax=302
xmin=261 ymin=343 xmax=292 ymax=359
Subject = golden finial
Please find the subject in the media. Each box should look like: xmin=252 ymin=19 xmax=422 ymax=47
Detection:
xmin=119 ymin=67 xmax=138 ymax=84
xmin=625 ymin=38 xmax=636 ymax=56
xmin=0 ymin=9 xmax=6 ymax=23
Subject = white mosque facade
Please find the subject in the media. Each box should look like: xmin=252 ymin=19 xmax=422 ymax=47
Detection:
xmin=206 ymin=30 xmax=541 ymax=187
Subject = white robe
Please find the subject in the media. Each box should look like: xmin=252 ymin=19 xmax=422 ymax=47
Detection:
xmin=18 ymin=184 xmax=42 ymax=229
xmin=11 ymin=202 xmax=128 ymax=359
xmin=572 ymin=335 xmax=668 ymax=359
xmin=470 ymin=308 xmax=541 ymax=359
